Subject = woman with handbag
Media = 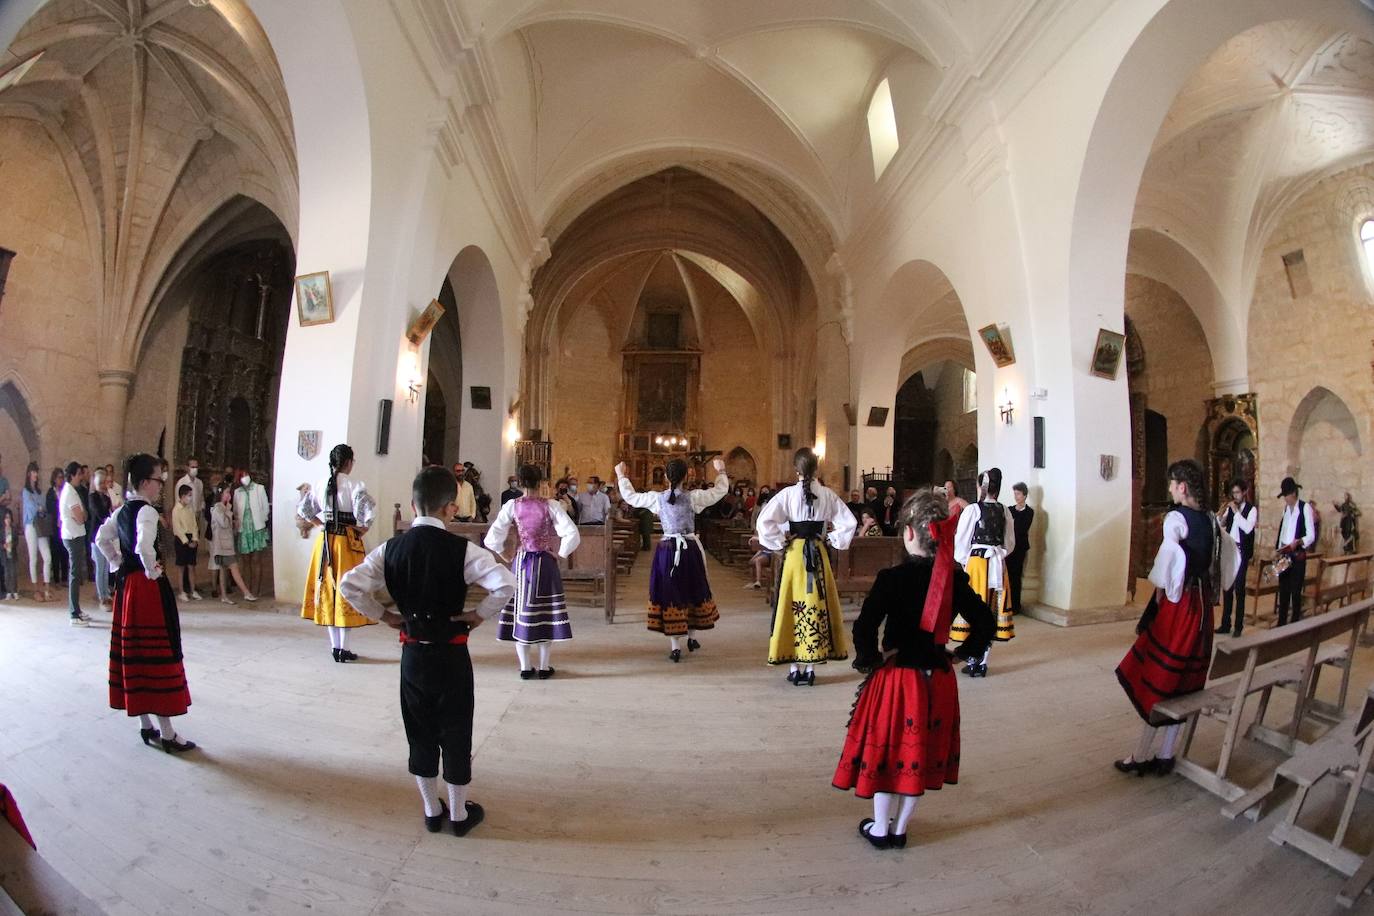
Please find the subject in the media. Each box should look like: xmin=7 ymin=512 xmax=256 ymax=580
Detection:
xmin=1114 ymin=459 xmax=1238 ymax=776
xmin=21 ymin=462 xmax=53 ymax=601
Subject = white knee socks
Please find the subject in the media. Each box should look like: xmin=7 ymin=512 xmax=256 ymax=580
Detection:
xmin=515 ymin=643 xmax=531 ymax=670
xmin=538 ymin=641 xmax=551 ymax=670
xmin=1134 ymin=723 xmax=1156 ymax=762
xmin=670 ymin=636 xmax=682 ymax=652
xmin=328 ymin=626 xmax=342 ymax=649
xmin=870 ymin=792 xmax=893 ymax=837
xmin=139 ymin=714 xmax=154 ymax=730
xmin=893 ymin=795 xmax=919 ymax=835
xmin=447 ymin=782 xmax=469 ymax=821
xmin=415 ymin=775 xmax=440 ymax=817
xmin=789 ymin=663 xmax=799 ymax=675
xmin=1159 ymin=723 xmax=1182 ymax=760
xmin=157 ymin=715 xmax=177 ymax=742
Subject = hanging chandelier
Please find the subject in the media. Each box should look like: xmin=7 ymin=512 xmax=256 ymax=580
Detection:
xmin=654 ymin=434 xmax=688 ymax=449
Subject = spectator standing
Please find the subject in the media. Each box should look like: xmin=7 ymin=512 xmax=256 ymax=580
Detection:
xmin=59 ymin=461 xmax=92 ymax=625
xmin=0 ymin=453 xmax=11 ymax=513
xmin=172 ymin=484 xmax=203 ymax=601
xmin=575 ymin=477 xmax=611 ymax=524
xmin=22 ymin=462 xmax=53 ymax=601
xmin=209 ymin=487 xmax=257 ymax=603
xmin=88 ymin=468 xmax=115 ymax=609
xmin=454 ymin=465 xmax=477 ymax=522
xmin=944 ymin=479 xmax=968 ymax=518
xmin=104 ymin=463 xmax=123 ymax=508
xmin=879 ymin=487 xmax=900 ymax=536
xmin=47 ymin=468 xmax=70 ymax=586
xmin=177 ymin=458 xmax=206 ymax=536
xmin=1 ymin=508 xmax=18 ymax=599
xmin=1006 ymin=482 xmax=1035 ymax=614
xmin=500 ymin=475 xmax=522 ymax=505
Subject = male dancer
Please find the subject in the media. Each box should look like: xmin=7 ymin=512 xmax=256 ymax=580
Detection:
xmin=339 ymin=467 xmax=516 ymax=835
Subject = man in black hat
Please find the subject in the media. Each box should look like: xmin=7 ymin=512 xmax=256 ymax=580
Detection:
xmin=1275 ymin=476 xmax=1315 ymax=627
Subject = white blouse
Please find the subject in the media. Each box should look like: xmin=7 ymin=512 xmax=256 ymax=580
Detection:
xmin=616 ymin=473 xmax=729 ymax=518
xmin=483 ymin=497 xmax=581 ymax=558
xmin=298 ymin=473 xmax=376 ymax=528
xmin=95 ymin=500 xmax=163 ymax=580
xmin=1149 ymin=509 xmax=1240 ymax=603
xmin=754 ymin=480 xmax=857 ymax=552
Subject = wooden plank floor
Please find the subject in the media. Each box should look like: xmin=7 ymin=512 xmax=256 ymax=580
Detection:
xmin=1 ymin=552 xmax=1372 ymax=915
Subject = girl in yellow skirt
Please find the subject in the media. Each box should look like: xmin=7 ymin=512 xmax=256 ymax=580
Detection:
xmin=299 ymin=443 xmax=377 ymax=662
xmin=755 ymin=448 xmax=858 ymax=685
xmin=950 ymin=467 xmax=1015 ymax=677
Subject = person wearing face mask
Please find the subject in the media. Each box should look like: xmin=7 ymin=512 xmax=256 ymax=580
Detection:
xmin=233 ymin=470 xmax=271 ymax=596
xmin=575 ymin=476 xmax=610 ymax=525
xmin=500 ymin=475 xmax=522 ymax=505
xmin=172 ymin=484 xmax=203 ymax=601
xmin=176 ymin=458 xmax=206 ymax=539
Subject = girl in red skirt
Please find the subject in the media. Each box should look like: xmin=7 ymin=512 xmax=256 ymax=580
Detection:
xmin=94 ymin=453 xmax=196 ymax=753
xmin=1115 ymin=459 xmax=1236 ymax=775
xmin=832 ymin=489 xmax=994 ymax=849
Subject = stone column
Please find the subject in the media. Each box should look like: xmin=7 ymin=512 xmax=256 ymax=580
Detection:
xmin=97 ymin=369 xmax=135 ymax=463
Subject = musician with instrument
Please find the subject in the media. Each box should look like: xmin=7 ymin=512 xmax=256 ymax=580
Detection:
xmin=1216 ymin=479 xmax=1257 ymax=637
xmin=1274 ymin=476 xmax=1316 ymax=627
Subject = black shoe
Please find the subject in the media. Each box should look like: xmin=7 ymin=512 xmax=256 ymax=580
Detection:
xmin=519 ymin=668 xmax=535 ymax=680
xmin=687 ymin=638 xmax=701 ymax=652
xmin=887 ymin=821 xmax=907 ymax=849
xmin=338 ymin=649 xmax=358 ymax=662
xmin=1215 ymin=623 xmax=1231 ymax=634
xmin=1113 ymin=757 xmax=1150 ymax=777
xmin=786 ymin=670 xmax=799 ymax=683
xmin=960 ymin=661 xmax=976 ymax=676
xmin=332 ymin=648 xmax=343 ymax=663
xmin=1151 ymin=757 xmax=1176 ymax=777
xmin=670 ymin=649 xmax=681 ymax=663
xmin=970 ymin=663 xmax=988 ymax=678
xmin=1233 ymin=627 xmax=1244 ymax=638
xmin=803 ymin=670 xmax=816 ymax=686
xmin=425 ymin=801 xmax=449 ymax=833
xmin=859 ymin=818 xmax=890 ymax=849
xmin=537 ymin=667 xmax=555 ymax=680
xmin=451 ymin=801 xmax=485 ymax=837
xmin=161 ymin=735 xmax=197 ymax=754
xmin=139 ymin=727 xmax=161 ymax=748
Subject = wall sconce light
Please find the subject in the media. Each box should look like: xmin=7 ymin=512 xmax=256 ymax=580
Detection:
xmin=654 ymin=434 xmax=687 ymax=449
xmin=814 ymin=435 xmax=826 ymax=461
xmin=403 ymin=349 xmax=422 ymax=404
xmin=998 ymin=387 xmax=1014 ymax=425
xmin=504 ymin=416 xmax=520 ymax=445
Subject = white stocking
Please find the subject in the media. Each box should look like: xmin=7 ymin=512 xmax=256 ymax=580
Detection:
xmin=415 ymin=775 xmax=440 ymax=817
xmin=538 ymin=641 xmax=551 ymax=669
xmin=327 ymin=626 xmax=342 ymax=650
xmin=157 ymin=716 xmax=178 ymax=742
xmin=138 ymin=714 xmax=154 ymax=730
xmin=789 ymin=663 xmax=799 ymax=674
xmin=1134 ymin=723 xmax=1156 ymax=763
xmin=447 ymin=782 xmax=469 ymax=821
xmin=870 ymin=793 xmax=893 ymax=836
xmin=337 ymin=628 xmax=350 ymax=652
xmin=670 ymin=636 xmax=682 ymax=652
xmin=804 ymin=663 xmax=815 ymax=674
xmin=1159 ymin=723 xmax=1182 ymax=760
xmin=515 ymin=643 xmax=532 ymax=670
xmin=893 ymin=795 xmax=920 ymax=835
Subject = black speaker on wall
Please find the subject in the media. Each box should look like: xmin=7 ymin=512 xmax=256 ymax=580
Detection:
xmin=377 ymin=399 xmax=393 ymax=455
xmin=1033 ymin=416 xmax=1045 ymax=469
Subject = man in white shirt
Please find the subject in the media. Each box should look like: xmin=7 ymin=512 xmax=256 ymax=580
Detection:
xmin=177 ymin=458 xmax=206 ymax=537
xmin=1216 ymin=479 xmax=1257 ymax=636
xmin=1275 ymin=476 xmax=1316 ymax=626
xmin=59 ymin=460 xmax=91 ymax=625
xmin=454 ymin=466 xmax=477 ymax=522
xmin=574 ymin=477 xmax=611 ymax=524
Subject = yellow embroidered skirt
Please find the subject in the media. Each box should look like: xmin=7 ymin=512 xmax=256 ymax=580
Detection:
xmin=950 ymin=554 xmax=1013 ymax=643
xmin=301 ymin=528 xmax=375 ymax=629
xmin=767 ymin=538 xmax=848 ymax=664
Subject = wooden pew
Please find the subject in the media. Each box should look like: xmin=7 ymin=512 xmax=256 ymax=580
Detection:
xmin=393 ymin=517 xmax=618 ymax=623
xmin=1252 ymin=684 xmax=1374 ymax=909
xmin=1152 ymin=598 xmax=1371 ymax=810
xmin=1313 ymin=553 xmax=1373 ymax=615
xmin=1244 ymin=553 xmax=1324 ymax=629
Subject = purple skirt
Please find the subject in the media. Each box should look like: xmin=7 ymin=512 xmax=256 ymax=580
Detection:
xmin=497 ymin=549 xmax=573 ymax=643
xmin=647 ymin=536 xmax=718 ymax=636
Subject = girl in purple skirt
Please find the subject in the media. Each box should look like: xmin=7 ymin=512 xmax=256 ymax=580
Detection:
xmin=484 ymin=464 xmax=580 ymax=679
xmin=615 ymin=457 xmax=728 ymax=662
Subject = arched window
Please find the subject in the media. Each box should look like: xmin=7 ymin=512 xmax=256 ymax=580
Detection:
xmin=866 ymin=78 xmax=899 ymax=179
xmin=1360 ymin=219 xmax=1374 ymax=274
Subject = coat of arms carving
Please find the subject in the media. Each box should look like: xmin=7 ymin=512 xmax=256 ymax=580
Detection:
xmin=297 ymin=429 xmax=322 ymax=461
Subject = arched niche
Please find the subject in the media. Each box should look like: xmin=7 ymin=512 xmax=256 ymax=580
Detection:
xmin=1288 ymin=387 xmax=1364 ymax=516
xmin=0 ymin=378 xmax=42 ymax=470
xmin=725 ymin=446 xmax=757 ymax=487
xmin=441 ymin=245 xmax=504 ymax=482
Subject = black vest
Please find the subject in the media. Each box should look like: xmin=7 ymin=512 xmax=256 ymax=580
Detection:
xmin=1175 ymin=506 xmax=1215 ymax=586
xmin=1224 ymin=502 xmax=1255 ymax=560
xmin=972 ymin=501 xmax=1006 ymax=547
xmin=382 ymin=525 xmax=471 ymax=643
xmin=1276 ymin=500 xmax=1307 ymax=552
xmin=116 ymin=499 xmax=150 ymax=577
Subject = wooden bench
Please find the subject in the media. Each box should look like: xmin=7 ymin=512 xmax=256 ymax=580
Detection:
xmin=1254 ymin=684 xmax=1374 ymax=909
xmin=1153 ymin=598 xmax=1371 ymax=809
xmin=1244 ymin=553 xmax=1323 ymax=628
xmin=394 ymin=515 xmax=618 ymax=623
xmin=1313 ymin=553 xmax=1373 ymax=615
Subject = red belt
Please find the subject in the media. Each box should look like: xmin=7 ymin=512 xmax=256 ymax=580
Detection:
xmin=398 ymin=634 xmax=469 ymax=646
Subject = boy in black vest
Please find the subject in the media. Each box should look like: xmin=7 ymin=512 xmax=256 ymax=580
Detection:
xmin=1274 ymin=476 xmax=1315 ymax=627
xmin=1216 ymin=478 xmax=1256 ymax=636
xmin=339 ymin=467 xmax=516 ymax=835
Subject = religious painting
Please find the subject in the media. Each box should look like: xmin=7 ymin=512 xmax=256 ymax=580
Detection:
xmin=636 ymin=361 xmax=688 ymax=428
xmin=866 ymin=406 xmax=889 ymax=427
xmin=1090 ymin=328 xmax=1125 ymax=379
xmin=978 ymin=323 xmax=1016 ymax=367
xmin=470 ymin=386 xmax=492 ymax=410
xmin=295 ymin=271 xmax=334 ymax=327
xmin=406 ymin=298 xmax=445 ymax=345
xmin=297 ymin=429 xmax=322 ymax=461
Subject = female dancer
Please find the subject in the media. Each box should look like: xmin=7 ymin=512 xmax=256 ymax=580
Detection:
xmin=1115 ymin=459 xmax=1237 ymax=775
xmin=832 ymin=489 xmax=994 ymax=848
xmin=299 ymin=444 xmax=377 ymax=662
xmin=94 ymin=453 xmax=196 ymax=753
xmin=755 ymin=448 xmax=857 ymax=685
xmin=484 ymin=463 xmax=579 ymax=679
xmin=615 ymin=457 xmax=728 ymax=661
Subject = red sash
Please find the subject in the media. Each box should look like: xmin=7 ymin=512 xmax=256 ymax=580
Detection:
xmin=920 ymin=515 xmax=961 ymax=644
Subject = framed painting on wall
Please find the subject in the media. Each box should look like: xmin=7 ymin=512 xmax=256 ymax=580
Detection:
xmin=1090 ymin=328 xmax=1126 ymax=379
xmin=295 ymin=271 xmax=334 ymax=327
xmin=978 ymin=323 xmax=1016 ymax=367
xmin=406 ymin=298 xmax=445 ymax=345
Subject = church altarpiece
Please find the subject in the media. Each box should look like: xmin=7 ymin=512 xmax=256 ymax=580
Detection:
xmin=618 ymin=349 xmax=702 ymax=488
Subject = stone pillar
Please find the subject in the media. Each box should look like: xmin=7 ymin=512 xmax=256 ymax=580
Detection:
xmin=97 ymin=369 xmax=135 ymax=463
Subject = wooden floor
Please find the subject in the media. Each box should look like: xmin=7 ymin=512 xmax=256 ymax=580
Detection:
xmin=1 ymin=552 xmax=1372 ymax=915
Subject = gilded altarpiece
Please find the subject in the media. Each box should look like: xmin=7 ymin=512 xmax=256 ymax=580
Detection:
xmin=1202 ymin=393 xmax=1259 ymax=510
xmin=618 ymin=350 xmax=701 ymax=488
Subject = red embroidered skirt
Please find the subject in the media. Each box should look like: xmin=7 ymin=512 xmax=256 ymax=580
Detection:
xmin=1116 ymin=585 xmax=1212 ymax=725
xmin=832 ymin=662 xmax=960 ymax=798
xmin=109 ymin=571 xmax=191 ymax=717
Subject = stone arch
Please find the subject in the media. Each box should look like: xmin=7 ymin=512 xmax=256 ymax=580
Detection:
xmin=1288 ymin=386 xmax=1364 ymax=472
xmin=441 ymin=245 xmax=505 ymax=482
xmin=725 ymin=446 xmax=758 ymax=488
xmin=0 ymin=376 xmax=42 ymax=468
xmin=425 ymin=275 xmax=464 ymax=467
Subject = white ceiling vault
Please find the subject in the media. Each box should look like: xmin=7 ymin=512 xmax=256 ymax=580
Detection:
xmin=1133 ymin=21 xmax=1374 ymax=330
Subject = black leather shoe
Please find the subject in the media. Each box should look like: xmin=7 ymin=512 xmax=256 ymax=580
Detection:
xmin=424 ymin=801 xmax=449 ymax=833
xmin=687 ymin=638 xmax=701 ymax=652
xmin=519 ymin=668 xmax=535 ymax=680
xmin=1233 ymin=627 xmax=1244 ymax=638
xmin=970 ymin=663 xmax=988 ymax=678
xmin=451 ymin=801 xmax=485 ymax=837
xmin=161 ymin=735 xmax=197 ymax=754
xmin=960 ymin=660 xmax=976 ymax=676
xmin=140 ymin=727 xmax=161 ymax=748
xmin=537 ymin=667 xmax=555 ymax=680
xmin=859 ymin=818 xmax=890 ymax=849
xmin=1215 ymin=624 xmax=1232 ymax=634
xmin=786 ymin=669 xmax=799 ymax=683
xmin=670 ymin=649 xmax=681 ymax=663
xmin=888 ymin=824 xmax=907 ymax=849
xmin=332 ymin=648 xmax=342 ymax=663
xmin=1151 ymin=757 xmax=1176 ymax=776
xmin=1113 ymin=757 xmax=1150 ymax=777
xmin=803 ymin=670 xmax=816 ymax=686
xmin=339 ymin=649 xmax=358 ymax=662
